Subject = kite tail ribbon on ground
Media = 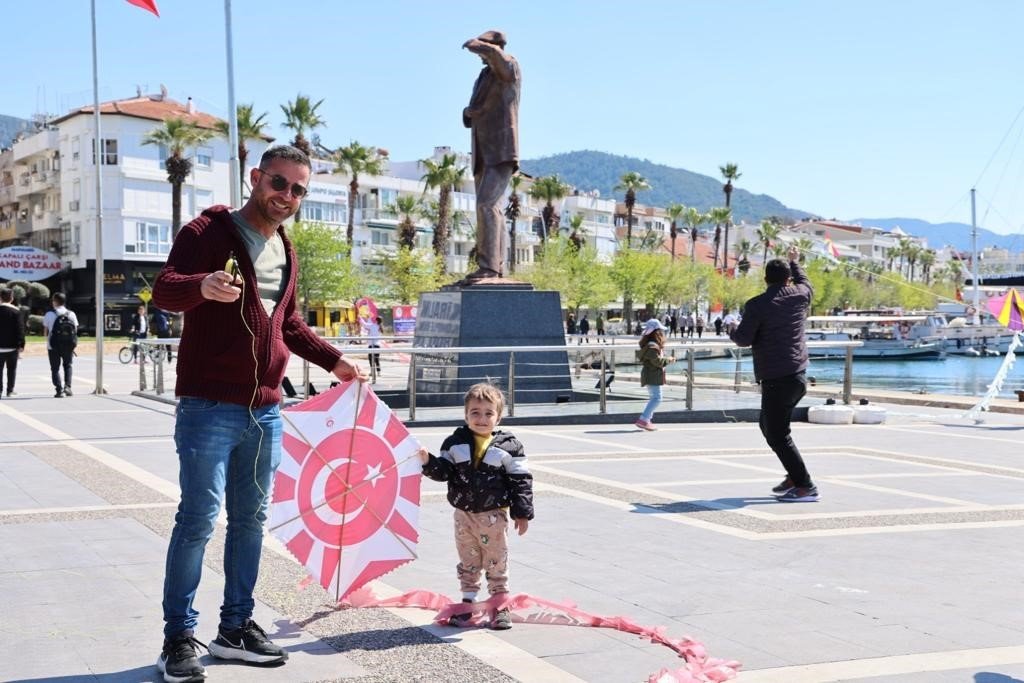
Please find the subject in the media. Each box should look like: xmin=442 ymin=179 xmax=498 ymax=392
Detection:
xmin=964 ymin=331 xmax=1022 ymax=422
xmin=343 ymin=587 xmax=741 ymax=682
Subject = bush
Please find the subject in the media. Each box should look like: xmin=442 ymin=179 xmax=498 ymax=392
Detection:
xmin=27 ymin=314 xmax=45 ymax=336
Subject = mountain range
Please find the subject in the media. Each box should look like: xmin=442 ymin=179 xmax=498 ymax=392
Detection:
xmin=519 ymin=150 xmax=1021 ymax=253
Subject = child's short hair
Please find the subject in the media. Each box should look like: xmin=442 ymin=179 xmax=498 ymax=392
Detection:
xmin=464 ymin=382 xmax=506 ymax=414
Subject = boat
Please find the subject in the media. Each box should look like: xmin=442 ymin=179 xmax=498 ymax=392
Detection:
xmin=805 ymin=315 xmax=946 ymax=360
xmin=905 ymin=310 xmax=1011 ymax=356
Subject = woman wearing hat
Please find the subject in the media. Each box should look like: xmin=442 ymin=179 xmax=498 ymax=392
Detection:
xmin=636 ymin=318 xmax=670 ymax=431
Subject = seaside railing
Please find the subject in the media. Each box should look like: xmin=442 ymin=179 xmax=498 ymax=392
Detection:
xmin=132 ymin=336 xmax=861 ymax=418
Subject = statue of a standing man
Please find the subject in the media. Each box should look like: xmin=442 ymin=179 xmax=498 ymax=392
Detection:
xmin=462 ymin=30 xmax=521 ymax=281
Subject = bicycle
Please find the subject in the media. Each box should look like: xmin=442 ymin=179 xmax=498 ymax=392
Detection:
xmin=118 ymin=340 xmax=164 ymax=364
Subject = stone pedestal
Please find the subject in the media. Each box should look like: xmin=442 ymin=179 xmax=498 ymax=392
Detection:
xmin=412 ymin=284 xmax=571 ymax=407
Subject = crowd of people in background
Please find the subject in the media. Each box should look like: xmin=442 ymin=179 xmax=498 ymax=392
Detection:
xmin=566 ymin=308 xmax=741 ymax=341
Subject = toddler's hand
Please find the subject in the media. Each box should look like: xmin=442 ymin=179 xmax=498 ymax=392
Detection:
xmin=514 ymin=518 xmax=529 ymax=536
xmin=416 ymin=447 xmax=430 ymax=465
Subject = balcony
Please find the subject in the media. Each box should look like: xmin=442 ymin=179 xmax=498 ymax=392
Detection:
xmin=29 ymin=171 xmax=57 ymax=194
xmin=0 ymin=184 xmax=14 ymax=205
xmin=30 ymin=212 xmax=60 ymax=233
xmin=12 ymin=128 xmax=59 ymax=161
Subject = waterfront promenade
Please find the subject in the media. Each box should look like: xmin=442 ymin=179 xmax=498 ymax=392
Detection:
xmin=2 ymin=352 xmax=1024 ymax=682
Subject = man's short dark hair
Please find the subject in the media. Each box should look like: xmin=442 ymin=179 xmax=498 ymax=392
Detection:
xmin=0 ymin=288 xmax=12 ymax=303
xmin=52 ymin=292 xmax=67 ymax=306
xmin=764 ymin=259 xmax=791 ymax=286
xmin=259 ymin=145 xmax=311 ymax=171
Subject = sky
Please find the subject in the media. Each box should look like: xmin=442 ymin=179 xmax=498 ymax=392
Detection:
xmin=4 ymin=0 xmax=1024 ymax=234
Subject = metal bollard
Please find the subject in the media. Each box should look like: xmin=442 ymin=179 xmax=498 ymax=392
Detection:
xmin=733 ymin=348 xmax=742 ymax=393
xmin=686 ymin=348 xmax=694 ymax=410
xmin=599 ymin=349 xmax=607 ymax=414
xmin=508 ymin=352 xmax=516 ymax=417
xmin=138 ymin=347 xmax=147 ymax=391
xmin=156 ymin=353 xmax=164 ymax=395
xmin=408 ymin=355 xmax=417 ymax=421
xmin=843 ymin=346 xmax=853 ymax=404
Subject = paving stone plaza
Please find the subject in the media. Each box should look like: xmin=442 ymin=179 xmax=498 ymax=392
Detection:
xmin=2 ymin=351 xmax=1023 ymax=682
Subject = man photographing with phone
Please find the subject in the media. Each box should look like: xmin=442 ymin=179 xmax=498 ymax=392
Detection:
xmin=730 ymin=245 xmax=818 ymax=503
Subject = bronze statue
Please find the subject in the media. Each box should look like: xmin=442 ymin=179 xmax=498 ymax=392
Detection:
xmin=462 ymin=30 xmax=520 ymax=281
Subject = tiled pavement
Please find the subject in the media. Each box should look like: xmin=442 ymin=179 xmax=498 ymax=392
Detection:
xmin=2 ymin=352 xmax=1024 ymax=682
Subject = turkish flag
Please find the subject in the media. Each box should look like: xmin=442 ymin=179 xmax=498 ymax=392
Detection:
xmin=126 ymin=0 xmax=159 ymax=16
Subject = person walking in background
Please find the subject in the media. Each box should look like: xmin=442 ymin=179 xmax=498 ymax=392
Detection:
xmin=128 ymin=304 xmax=149 ymax=363
xmin=42 ymin=292 xmax=78 ymax=398
xmin=730 ymin=245 xmax=817 ymax=503
xmin=714 ymin=315 xmax=724 ymax=336
xmin=696 ymin=314 xmax=705 ymax=339
xmin=361 ymin=314 xmax=383 ymax=376
xmin=669 ymin=312 xmax=678 ymax=338
xmin=635 ymin=318 xmax=670 ymax=431
xmin=417 ymin=383 xmax=533 ymax=631
xmin=0 ymin=288 xmax=25 ymax=398
xmin=578 ymin=314 xmax=590 ymax=344
xmin=596 ymin=313 xmax=606 ymax=342
xmin=152 ymin=307 xmax=173 ymax=362
xmin=566 ymin=312 xmax=577 ymax=337
xmin=151 ymin=145 xmax=367 ymax=683
xmin=685 ymin=312 xmax=695 ymax=338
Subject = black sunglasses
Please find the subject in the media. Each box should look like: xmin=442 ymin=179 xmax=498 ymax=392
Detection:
xmin=256 ymin=168 xmax=308 ymax=198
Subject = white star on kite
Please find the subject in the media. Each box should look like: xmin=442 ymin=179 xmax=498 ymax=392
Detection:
xmin=364 ymin=463 xmax=383 ymax=487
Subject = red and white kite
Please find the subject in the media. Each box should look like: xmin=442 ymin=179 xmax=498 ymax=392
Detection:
xmin=270 ymin=381 xmax=421 ymax=601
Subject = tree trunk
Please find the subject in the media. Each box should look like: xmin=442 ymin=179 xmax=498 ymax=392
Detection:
xmin=509 ymin=219 xmax=517 ymax=273
xmin=347 ymin=179 xmax=358 ymax=246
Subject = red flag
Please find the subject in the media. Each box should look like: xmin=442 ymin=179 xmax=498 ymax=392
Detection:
xmin=126 ymin=0 xmax=159 ymax=16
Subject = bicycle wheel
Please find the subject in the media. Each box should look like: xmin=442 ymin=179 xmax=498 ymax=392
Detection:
xmin=119 ymin=347 xmax=133 ymax=364
xmin=149 ymin=347 xmax=165 ymax=363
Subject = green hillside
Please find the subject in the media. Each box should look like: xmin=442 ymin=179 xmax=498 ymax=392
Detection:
xmin=520 ymin=150 xmax=813 ymax=223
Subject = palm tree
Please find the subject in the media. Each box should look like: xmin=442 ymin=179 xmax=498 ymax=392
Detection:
xmin=794 ymin=237 xmax=814 ymax=263
xmin=214 ymin=103 xmax=269 ymax=200
xmin=682 ymin=206 xmax=708 ymax=262
xmin=734 ymin=239 xmax=753 ymax=274
xmin=614 ymin=171 xmax=650 ymax=248
xmin=897 ymin=237 xmax=914 ymax=278
xmin=665 ymin=202 xmax=684 ymax=261
xmin=504 ymin=174 xmax=523 ymax=273
xmin=919 ymin=249 xmax=936 ymax=284
xmin=280 ymin=93 xmax=326 ymax=158
xmin=905 ymin=243 xmax=922 ymax=281
xmin=756 ymin=219 xmax=781 ymax=266
xmin=719 ymin=163 xmax=741 ymax=271
xmin=707 ymin=207 xmax=732 ymax=270
xmin=395 ymin=195 xmax=420 ymax=249
xmin=142 ymin=117 xmax=212 ymax=237
xmin=568 ymin=213 xmax=586 ymax=251
xmin=527 ymin=175 xmax=569 ymax=243
xmin=420 ymin=153 xmax=467 ymax=272
xmin=333 ymin=141 xmax=388 ymax=246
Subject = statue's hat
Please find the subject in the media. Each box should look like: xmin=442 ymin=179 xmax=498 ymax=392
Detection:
xmin=477 ymin=30 xmax=507 ymax=47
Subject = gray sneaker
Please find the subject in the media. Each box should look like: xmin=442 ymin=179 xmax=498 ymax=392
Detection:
xmin=775 ymin=486 xmax=819 ymax=502
xmin=771 ymin=477 xmax=795 ymax=494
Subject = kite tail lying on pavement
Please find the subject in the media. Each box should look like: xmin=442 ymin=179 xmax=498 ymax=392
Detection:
xmin=342 ymin=587 xmax=741 ymax=683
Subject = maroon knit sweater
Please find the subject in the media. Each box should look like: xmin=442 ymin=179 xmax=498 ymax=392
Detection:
xmin=153 ymin=205 xmax=341 ymax=407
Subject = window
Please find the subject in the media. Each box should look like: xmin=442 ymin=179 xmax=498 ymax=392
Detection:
xmin=371 ymin=230 xmax=391 ymax=246
xmin=301 ymin=201 xmax=345 ymax=224
xmin=127 ymin=221 xmax=172 ymax=255
xmin=196 ymin=146 xmax=213 ymax=169
xmin=92 ymin=138 xmax=118 ymax=165
xmin=71 ymin=137 xmax=80 ymax=164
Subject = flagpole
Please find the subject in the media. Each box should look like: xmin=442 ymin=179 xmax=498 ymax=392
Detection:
xmin=971 ymin=188 xmax=980 ymax=326
xmin=224 ymin=0 xmax=241 ymax=207
xmin=90 ymin=0 xmax=106 ymax=394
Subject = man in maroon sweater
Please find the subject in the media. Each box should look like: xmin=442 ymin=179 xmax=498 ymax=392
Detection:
xmin=153 ymin=145 xmax=365 ymax=683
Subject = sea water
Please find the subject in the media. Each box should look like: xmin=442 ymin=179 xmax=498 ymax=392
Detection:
xmin=671 ymin=354 xmax=1024 ymax=400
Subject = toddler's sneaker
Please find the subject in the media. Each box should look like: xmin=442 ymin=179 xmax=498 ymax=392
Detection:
xmin=634 ymin=418 xmax=656 ymax=431
xmin=448 ymin=598 xmax=475 ymax=627
xmin=491 ymin=607 xmax=512 ymax=630
xmin=208 ymin=619 xmax=287 ymax=665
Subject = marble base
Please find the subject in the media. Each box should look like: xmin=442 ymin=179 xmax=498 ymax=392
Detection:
xmin=412 ymin=287 xmax=571 ymax=407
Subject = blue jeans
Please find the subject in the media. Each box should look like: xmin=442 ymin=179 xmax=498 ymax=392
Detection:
xmin=640 ymin=384 xmax=662 ymax=421
xmin=162 ymin=398 xmax=282 ymax=638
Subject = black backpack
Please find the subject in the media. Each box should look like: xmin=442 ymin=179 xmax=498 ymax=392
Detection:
xmin=51 ymin=313 xmax=78 ymax=351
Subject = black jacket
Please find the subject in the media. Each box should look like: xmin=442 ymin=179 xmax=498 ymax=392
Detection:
xmin=730 ymin=260 xmax=812 ymax=381
xmin=422 ymin=426 xmax=534 ymax=520
xmin=0 ymin=304 xmax=25 ymax=350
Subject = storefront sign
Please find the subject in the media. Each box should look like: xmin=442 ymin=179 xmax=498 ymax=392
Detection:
xmin=392 ymin=305 xmax=417 ymax=336
xmin=0 ymin=246 xmax=63 ymax=282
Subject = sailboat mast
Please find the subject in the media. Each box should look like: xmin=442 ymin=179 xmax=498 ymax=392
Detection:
xmin=970 ymin=188 xmax=980 ymax=325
